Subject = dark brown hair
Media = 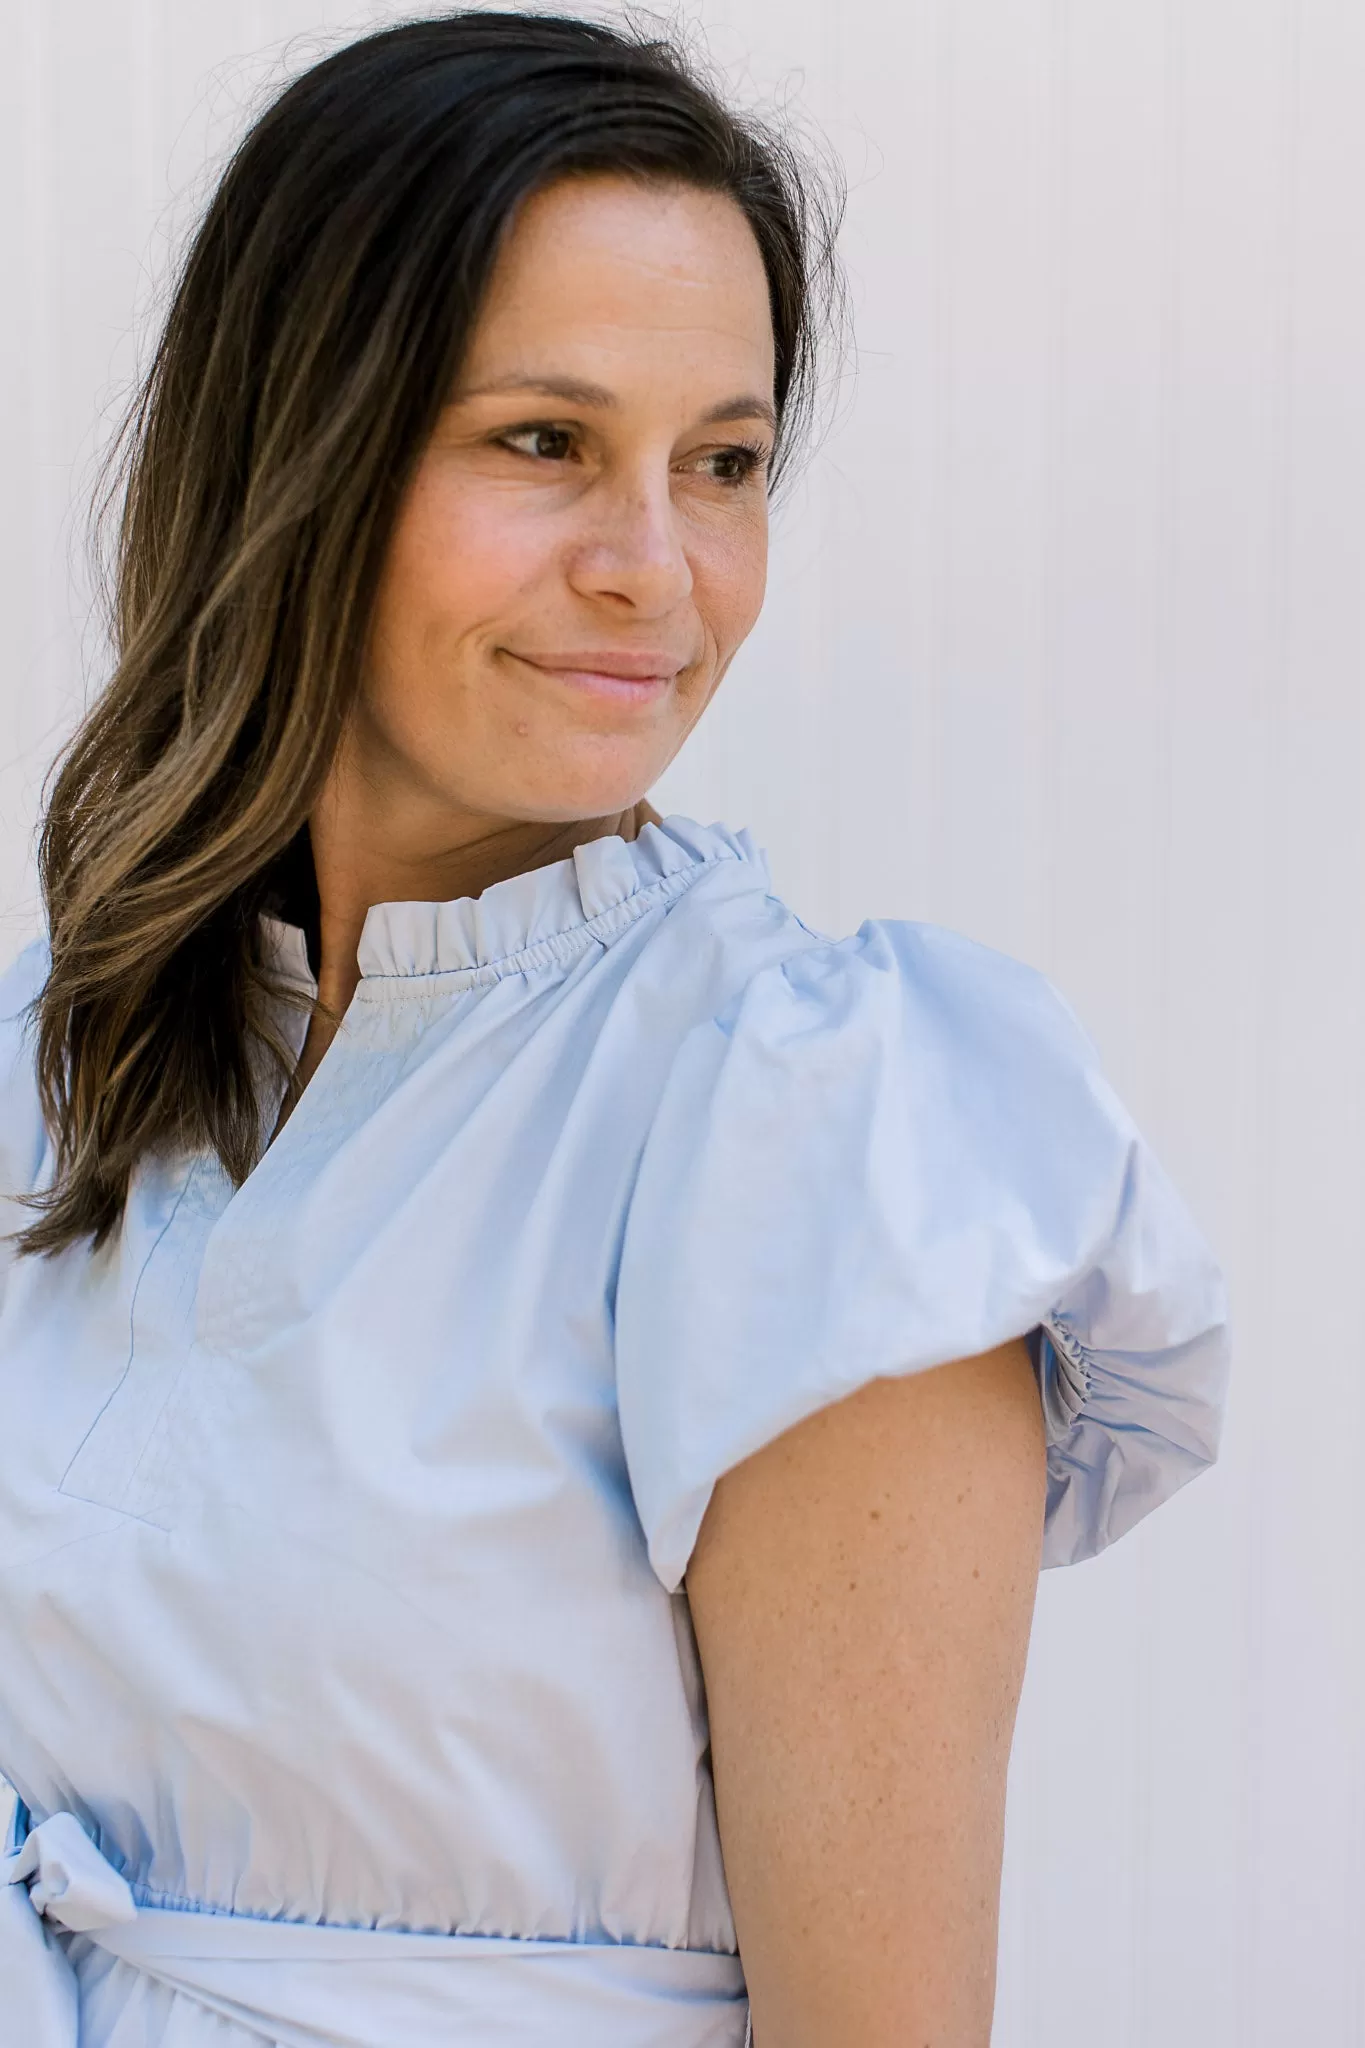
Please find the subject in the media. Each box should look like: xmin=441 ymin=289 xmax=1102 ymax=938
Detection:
xmin=19 ymin=10 xmax=842 ymax=1257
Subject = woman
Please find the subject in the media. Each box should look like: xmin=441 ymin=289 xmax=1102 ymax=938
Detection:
xmin=0 ymin=14 xmax=1228 ymax=2047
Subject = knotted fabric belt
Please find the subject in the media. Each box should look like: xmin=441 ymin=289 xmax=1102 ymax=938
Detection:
xmin=2 ymin=1807 xmax=749 ymax=2047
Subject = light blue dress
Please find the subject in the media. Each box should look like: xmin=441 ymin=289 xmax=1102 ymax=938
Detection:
xmin=0 ymin=818 xmax=1228 ymax=2046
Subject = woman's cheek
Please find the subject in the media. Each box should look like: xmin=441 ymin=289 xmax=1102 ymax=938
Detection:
xmin=694 ymin=523 xmax=768 ymax=662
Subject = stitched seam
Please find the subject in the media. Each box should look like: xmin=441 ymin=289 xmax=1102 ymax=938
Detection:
xmin=126 ymin=1882 xmax=742 ymax=1951
xmin=57 ymin=1164 xmax=198 ymax=1498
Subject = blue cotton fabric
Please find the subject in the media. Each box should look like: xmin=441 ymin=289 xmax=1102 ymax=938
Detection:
xmin=0 ymin=817 xmax=1228 ymax=2046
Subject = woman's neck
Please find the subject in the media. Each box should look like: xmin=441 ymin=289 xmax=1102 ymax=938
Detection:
xmin=305 ymin=767 xmax=659 ymax=1021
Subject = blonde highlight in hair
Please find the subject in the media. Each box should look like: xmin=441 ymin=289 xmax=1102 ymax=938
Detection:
xmin=20 ymin=10 xmax=842 ymax=1255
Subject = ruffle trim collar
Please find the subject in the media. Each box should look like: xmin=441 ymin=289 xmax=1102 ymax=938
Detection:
xmin=262 ymin=817 xmax=765 ymax=985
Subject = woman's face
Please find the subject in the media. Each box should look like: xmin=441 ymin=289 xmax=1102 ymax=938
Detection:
xmin=360 ymin=173 xmax=777 ymax=828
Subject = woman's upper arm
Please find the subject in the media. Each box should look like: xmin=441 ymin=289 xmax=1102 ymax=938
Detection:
xmin=685 ymin=1339 xmax=1046 ymax=2048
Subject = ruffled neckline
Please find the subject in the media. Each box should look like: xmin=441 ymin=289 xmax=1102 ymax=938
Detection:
xmin=261 ymin=816 xmax=765 ymax=986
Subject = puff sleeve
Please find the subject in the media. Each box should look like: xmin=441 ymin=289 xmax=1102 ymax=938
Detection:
xmin=614 ymin=919 xmax=1229 ymax=1592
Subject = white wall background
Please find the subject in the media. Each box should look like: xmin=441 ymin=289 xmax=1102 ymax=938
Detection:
xmin=3 ymin=2 xmax=1362 ymax=2041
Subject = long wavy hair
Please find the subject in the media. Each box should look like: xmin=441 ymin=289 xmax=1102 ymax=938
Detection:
xmin=19 ymin=10 xmax=841 ymax=1257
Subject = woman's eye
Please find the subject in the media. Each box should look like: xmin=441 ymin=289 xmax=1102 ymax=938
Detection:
xmin=500 ymin=425 xmax=576 ymax=462
xmin=692 ymin=444 xmax=770 ymax=487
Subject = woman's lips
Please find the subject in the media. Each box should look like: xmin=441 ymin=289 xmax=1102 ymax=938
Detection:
xmin=505 ymin=650 xmax=684 ymax=704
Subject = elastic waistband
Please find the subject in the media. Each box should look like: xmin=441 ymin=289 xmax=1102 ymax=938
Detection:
xmin=4 ymin=1807 xmax=748 ymax=2048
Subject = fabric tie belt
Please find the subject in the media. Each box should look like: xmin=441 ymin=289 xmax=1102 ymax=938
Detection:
xmin=2 ymin=1808 xmax=749 ymax=2047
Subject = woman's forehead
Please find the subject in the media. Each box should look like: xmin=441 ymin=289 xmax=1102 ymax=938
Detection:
xmin=460 ymin=175 xmax=776 ymax=398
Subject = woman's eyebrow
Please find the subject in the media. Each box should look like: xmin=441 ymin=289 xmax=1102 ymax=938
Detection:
xmin=457 ymin=373 xmax=776 ymax=433
xmin=460 ymin=373 xmax=616 ymax=408
xmin=700 ymin=393 xmax=778 ymax=433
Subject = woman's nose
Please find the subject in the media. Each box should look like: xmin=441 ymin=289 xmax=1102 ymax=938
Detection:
xmin=565 ymin=472 xmax=693 ymax=616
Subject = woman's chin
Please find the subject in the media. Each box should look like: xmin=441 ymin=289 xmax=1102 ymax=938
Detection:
xmin=479 ymin=743 xmax=675 ymax=828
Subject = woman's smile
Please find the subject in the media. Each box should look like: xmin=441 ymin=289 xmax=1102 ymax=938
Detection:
xmin=502 ymin=646 xmax=691 ymax=706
